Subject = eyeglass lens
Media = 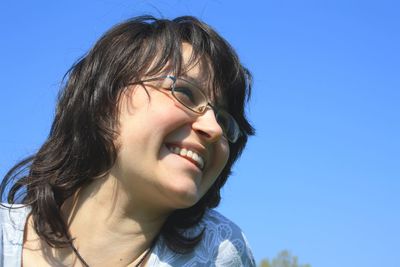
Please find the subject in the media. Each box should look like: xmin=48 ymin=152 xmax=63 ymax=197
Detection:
xmin=170 ymin=77 xmax=240 ymax=142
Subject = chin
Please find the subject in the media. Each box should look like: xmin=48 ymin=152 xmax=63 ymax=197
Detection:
xmin=165 ymin=183 xmax=204 ymax=209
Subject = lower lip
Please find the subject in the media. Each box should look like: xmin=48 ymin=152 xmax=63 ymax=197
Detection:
xmin=165 ymin=145 xmax=203 ymax=171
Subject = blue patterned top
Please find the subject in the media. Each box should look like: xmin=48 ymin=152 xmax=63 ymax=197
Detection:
xmin=0 ymin=203 xmax=255 ymax=266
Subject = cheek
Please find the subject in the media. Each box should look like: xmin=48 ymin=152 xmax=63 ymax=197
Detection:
xmin=144 ymin=94 xmax=191 ymax=134
xmin=202 ymin=141 xmax=230 ymax=193
xmin=217 ymin=140 xmax=230 ymax=169
xmin=119 ymin=96 xmax=186 ymax=140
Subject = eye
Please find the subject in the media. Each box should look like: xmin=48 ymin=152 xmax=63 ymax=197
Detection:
xmin=173 ymin=86 xmax=196 ymax=105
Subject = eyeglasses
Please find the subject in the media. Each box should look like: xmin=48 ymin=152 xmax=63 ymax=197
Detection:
xmin=129 ymin=75 xmax=242 ymax=143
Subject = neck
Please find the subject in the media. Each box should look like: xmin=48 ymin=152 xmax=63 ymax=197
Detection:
xmin=59 ymin=175 xmax=169 ymax=266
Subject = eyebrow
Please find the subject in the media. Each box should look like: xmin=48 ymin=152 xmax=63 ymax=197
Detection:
xmin=178 ymin=75 xmax=209 ymax=96
xmin=179 ymin=75 xmax=204 ymax=87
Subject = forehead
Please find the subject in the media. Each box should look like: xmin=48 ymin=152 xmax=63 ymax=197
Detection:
xmin=180 ymin=43 xmax=210 ymax=83
xmin=180 ymin=43 xmax=226 ymax=108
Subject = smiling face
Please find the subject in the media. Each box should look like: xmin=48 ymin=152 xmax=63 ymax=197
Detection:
xmin=111 ymin=44 xmax=230 ymax=211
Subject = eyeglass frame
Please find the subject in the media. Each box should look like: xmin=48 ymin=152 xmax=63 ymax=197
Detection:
xmin=127 ymin=75 xmax=242 ymax=143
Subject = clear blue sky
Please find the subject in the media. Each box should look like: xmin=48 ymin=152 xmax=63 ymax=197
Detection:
xmin=1 ymin=1 xmax=399 ymax=266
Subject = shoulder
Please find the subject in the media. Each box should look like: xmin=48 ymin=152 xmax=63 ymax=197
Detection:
xmin=0 ymin=203 xmax=31 ymax=228
xmin=200 ymin=209 xmax=256 ymax=266
xmin=150 ymin=209 xmax=256 ymax=267
xmin=0 ymin=203 xmax=31 ymax=266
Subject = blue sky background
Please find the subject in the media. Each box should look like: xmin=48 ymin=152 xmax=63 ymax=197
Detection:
xmin=1 ymin=1 xmax=399 ymax=266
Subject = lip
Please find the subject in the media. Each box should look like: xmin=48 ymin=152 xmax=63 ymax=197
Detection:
xmin=165 ymin=141 xmax=208 ymax=169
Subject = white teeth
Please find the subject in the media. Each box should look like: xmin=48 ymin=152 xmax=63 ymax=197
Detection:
xmin=198 ymin=156 xmax=204 ymax=168
xmin=168 ymin=146 xmax=205 ymax=169
xmin=180 ymin=148 xmax=187 ymax=156
xmin=191 ymin=152 xmax=204 ymax=168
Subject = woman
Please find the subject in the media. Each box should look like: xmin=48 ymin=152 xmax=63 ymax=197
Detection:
xmin=0 ymin=15 xmax=255 ymax=266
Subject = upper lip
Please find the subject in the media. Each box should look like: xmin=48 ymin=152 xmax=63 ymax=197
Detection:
xmin=165 ymin=141 xmax=208 ymax=168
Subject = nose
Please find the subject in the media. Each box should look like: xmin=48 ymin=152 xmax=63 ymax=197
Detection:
xmin=192 ymin=108 xmax=224 ymax=143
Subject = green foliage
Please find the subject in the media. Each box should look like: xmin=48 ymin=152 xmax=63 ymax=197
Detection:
xmin=259 ymin=250 xmax=311 ymax=267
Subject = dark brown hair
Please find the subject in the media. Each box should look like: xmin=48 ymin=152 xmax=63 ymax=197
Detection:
xmin=1 ymin=15 xmax=254 ymax=253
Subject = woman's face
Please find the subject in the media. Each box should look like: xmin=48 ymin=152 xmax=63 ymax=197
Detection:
xmin=111 ymin=44 xmax=229 ymax=210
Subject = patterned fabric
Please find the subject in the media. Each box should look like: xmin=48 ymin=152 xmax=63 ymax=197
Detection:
xmin=148 ymin=209 xmax=256 ymax=266
xmin=0 ymin=203 xmax=255 ymax=266
xmin=0 ymin=203 xmax=28 ymax=267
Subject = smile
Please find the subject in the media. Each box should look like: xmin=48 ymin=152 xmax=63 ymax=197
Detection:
xmin=167 ymin=145 xmax=205 ymax=170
